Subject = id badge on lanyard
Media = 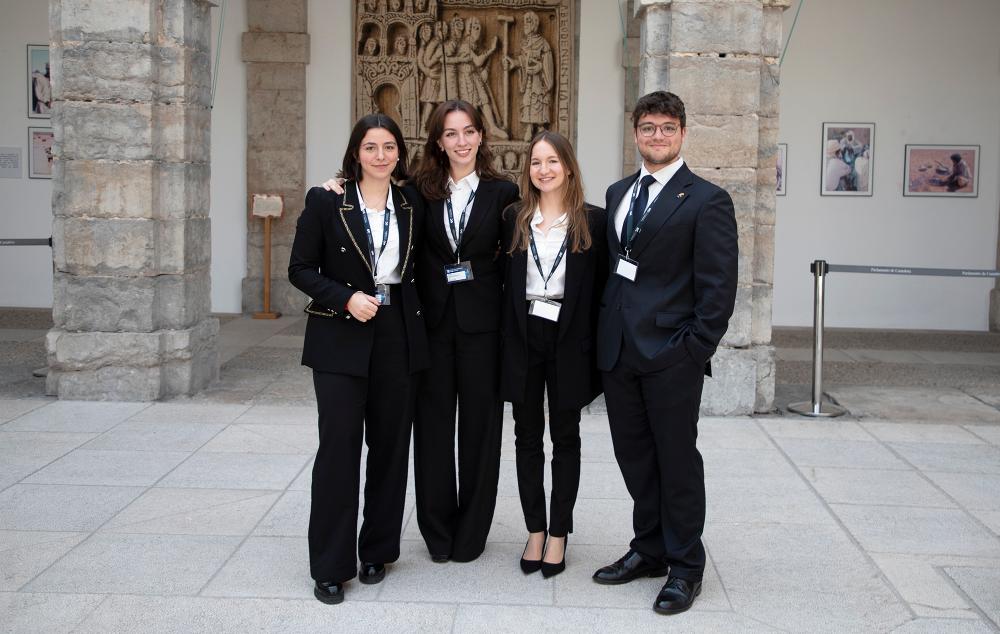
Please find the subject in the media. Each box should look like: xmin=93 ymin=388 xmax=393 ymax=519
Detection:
xmin=444 ymin=189 xmax=477 ymax=284
xmin=615 ymin=178 xmax=662 ymax=282
xmin=529 ymin=297 xmax=561 ymax=321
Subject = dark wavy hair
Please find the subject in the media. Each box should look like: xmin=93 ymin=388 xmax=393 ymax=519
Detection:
xmin=410 ymin=100 xmax=507 ymax=200
xmin=337 ymin=113 xmax=409 ymax=182
xmin=632 ymin=91 xmax=686 ymax=129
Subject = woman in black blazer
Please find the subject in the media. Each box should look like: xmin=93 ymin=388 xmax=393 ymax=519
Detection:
xmin=500 ymin=131 xmax=607 ymax=578
xmin=288 ymin=114 xmax=428 ymax=605
xmin=409 ymin=100 xmax=519 ymax=563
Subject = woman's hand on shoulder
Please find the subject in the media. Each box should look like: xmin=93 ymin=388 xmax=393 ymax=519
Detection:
xmin=321 ymin=177 xmax=346 ymax=195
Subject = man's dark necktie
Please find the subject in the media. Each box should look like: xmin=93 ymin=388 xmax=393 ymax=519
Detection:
xmin=621 ymin=174 xmax=657 ymax=247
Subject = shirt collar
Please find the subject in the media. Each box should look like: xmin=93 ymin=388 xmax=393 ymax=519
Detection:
xmin=639 ymin=157 xmax=685 ymax=187
xmin=447 ymin=171 xmax=480 ymax=193
xmin=530 ymin=207 xmax=568 ymax=230
xmin=356 ymin=183 xmax=395 ymax=212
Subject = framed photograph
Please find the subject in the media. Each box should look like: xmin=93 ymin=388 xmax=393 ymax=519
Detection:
xmin=904 ymin=144 xmax=979 ymax=197
xmin=28 ymin=127 xmax=53 ymax=179
xmin=26 ymin=45 xmax=51 ymax=119
xmin=821 ymin=122 xmax=874 ymax=196
xmin=776 ymin=143 xmax=787 ymax=196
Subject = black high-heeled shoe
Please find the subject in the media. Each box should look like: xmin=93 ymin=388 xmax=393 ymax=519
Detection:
xmin=541 ymin=535 xmax=567 ymax=578
xmin=520 ymin=531 xmax=546 ymax=574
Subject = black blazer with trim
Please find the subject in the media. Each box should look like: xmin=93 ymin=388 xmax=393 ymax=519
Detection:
xmin=288 ymin=183 xmax=430 ymax=376
xmin=499 ymin=204 xmax=608 ymax=410
xmin=416 ymin=177 xmax=519 ymax=333
xmin=596 ymin=163 xmax=738 ymax=375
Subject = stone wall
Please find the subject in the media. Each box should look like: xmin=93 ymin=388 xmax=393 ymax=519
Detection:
xmin=629 ymin=0 xmax=788 ymax=414
xmin=46 ymin=0 xmax=219 ymax=400
xmin=240 ymin=0 xmax=309 ymax=315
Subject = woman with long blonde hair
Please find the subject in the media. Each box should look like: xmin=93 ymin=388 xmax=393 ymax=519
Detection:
xmin=500 ymin=130 xmax=607 ymax=577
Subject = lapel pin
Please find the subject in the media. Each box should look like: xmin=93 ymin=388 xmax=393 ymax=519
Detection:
xmin=677 ymin=192 xmax=686 ymax=199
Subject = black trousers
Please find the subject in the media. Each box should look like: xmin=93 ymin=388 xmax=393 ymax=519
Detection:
xmin=601 ymin=347 xmax=706 ymax=582
xmin=512 ymin=312 xmax=582 ymax=537
xmin=308 ymin=294 xmax=414 ymax=583
xmin=413 ymin=296 xmax=503 ymax=561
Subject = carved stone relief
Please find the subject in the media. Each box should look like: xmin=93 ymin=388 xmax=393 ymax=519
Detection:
xmin=353 ymin=0 xmax=576 ymax=178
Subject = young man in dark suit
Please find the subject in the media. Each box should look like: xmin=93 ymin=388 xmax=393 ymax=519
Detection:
xmin=592 ymin=91 xmax=738 ymax=615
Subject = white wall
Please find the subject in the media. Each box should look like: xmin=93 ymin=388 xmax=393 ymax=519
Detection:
xmin=209 ymin=0 xmax=247 ymax=313
xmin=774 ymin=0 xmax=1000 ymax=330
xmin=0 ymin=0 xmax=53 ymax=308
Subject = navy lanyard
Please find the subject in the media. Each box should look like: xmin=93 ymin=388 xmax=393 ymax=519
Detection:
xmin=358 ymin=188 xmax=391 ymax=278
xmin=623 ymin=177 xmax=663 ymax=253
xmin=529 ymin=230 xmax=569 ymax=296
xmin=446 ymin=188 xmax=477 ymax=261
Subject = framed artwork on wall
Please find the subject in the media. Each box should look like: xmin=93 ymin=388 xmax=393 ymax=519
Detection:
xmin=27 ymin=44 xmax=51 ymax=119
xmin=821 ymin=122 xmax=874 ymax=196
xmin=776 ymin=143 xmax=787 ymax=196
xmin=904 ymin=144 xmax=979 ymax=197
xmin=28 ymin=127 xmax=53 ymax=179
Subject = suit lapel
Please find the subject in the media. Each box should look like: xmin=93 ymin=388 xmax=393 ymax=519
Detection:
xmin=628 ymin=164 xmax=694 ymax=259
xmin=457 ymin=178 xmax=491 ymax=253
xmin=391 ymin=185 xmax=414 ymax=276
xmin=339 ymin=183 xmax=373 ymax=275
xmin=557 ymin=248 xmax=584 ymax=340
xmin=428 ymin=197 xmax=452 ymax=260
xmin=606 ymin=173 xmax=638 ymax=254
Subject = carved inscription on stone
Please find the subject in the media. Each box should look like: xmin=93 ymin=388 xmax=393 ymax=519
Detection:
xmin=353 ymin=0 xmax=576 ymax=178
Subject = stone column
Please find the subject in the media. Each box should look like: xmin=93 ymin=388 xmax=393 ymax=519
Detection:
xmin=47 ymin=0 xmax=219 ymax=400
xmin=240 ymin=0 xmax=309 ymax=314
xmin=632 ymin=0 xmax=789 ymax=414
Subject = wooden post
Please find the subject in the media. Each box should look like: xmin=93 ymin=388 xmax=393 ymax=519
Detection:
xmin=252 ymin=194 xmax=283 ymax=319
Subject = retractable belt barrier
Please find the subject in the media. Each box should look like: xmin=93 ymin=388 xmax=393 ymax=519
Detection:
xmin=787 ymin=259 xmax=1000 ymax=418
xmin=0 ymin=238 xmax=52 ymax=247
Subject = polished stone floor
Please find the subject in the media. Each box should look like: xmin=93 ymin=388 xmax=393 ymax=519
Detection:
xmin=1 ymin=313 xmax=999 ymax=632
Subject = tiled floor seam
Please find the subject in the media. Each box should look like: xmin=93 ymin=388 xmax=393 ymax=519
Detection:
xmin=963 ymin=424 xmax=1000 ymax=446
xmin=937 ymin=565 xmax=1000 ymax=631
xmin=875 ymin=439 xmax=1000 ymax=544
xmin=704 ymin=544 xmax=735 ymax=613
xmin=14 ymin=415 xmax=233 ymax=592
xmin=753 ymin=418 xmax=919 ymax=620
xmin=66 ymin=592 xmax=113 ymax=634
xmin=193 ymin=449 xmax=314 ymax=598
xmin=0 ymin=430 xmax=107 ymax=496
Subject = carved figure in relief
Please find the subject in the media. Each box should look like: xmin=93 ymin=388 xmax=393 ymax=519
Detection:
xmin=442 ymin=16 xmax=463 ymax=101
xmin=393 ymin=34 xmax=409 ymax=56
xmin=364 ymin=37 xmax=380 ymax=57
xmin=389 ymin=0 xmax=402 ymax=12
xmin=416 ymin=21 xmax=445 ymax=132
xmin=455 ymin=17 xmax=508 ymax=140
xmin=503 ymin=11 xmax=553 ymax=141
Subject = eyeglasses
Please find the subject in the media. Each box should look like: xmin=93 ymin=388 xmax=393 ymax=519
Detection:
xmin=637 ymin=123 xmax=681 ymax=138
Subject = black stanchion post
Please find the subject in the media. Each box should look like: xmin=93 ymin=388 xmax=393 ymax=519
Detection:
xmin=788 ymin=259 xmax=846 ymax=417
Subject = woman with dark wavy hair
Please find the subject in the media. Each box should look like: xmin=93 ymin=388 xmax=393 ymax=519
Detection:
xmin=290 ymin=114 xmax=428 ymax=605
xmin=409 ymin=100 xmax=518 ymax=563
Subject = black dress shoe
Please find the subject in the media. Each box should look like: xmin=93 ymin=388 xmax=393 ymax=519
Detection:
xmin=592 ymin=550 xmax=669 ymax=585
xmin=358 ymin=562 xmax=385 ymax=585
xmin=430 ymin=553 xmax=450 ymax=563
xmin=541 ymin=535 xmax=567 ymax=578
xmin=654 ymin=577 xmax=702 ymax=615
xmin=520 ymin=532 xmax=545 ymax=574
xmin=314 ymin=580 xmax=344 ymax=604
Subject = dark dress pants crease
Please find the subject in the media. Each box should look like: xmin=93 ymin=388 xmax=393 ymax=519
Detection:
xmin=513 ymin=312 xmax=582 ymax=538
xmin=308 ymin=296 xmax=413 ymax=584
xmin=601 ymin=344 xmax=707 ymax=582
xmin=413 ymin=295 xmax=503 ymax=561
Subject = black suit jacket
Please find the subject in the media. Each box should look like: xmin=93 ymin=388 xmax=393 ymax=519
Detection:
xmin=499 ymin=204 xmax=608 ymax=410
xmin=596 ymin=163 xmax=738 ymax=375
xmin=416 ymin=178 xmax=520 ymax=333
xmin=288 ymin=183 xmax=430 ymax=376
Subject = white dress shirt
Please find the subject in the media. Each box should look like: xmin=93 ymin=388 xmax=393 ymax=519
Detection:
xmin=445 ymin=171 xmax=480 ymax=255
xmin=356 ymin=184 xmax=402 ymax=284
xmin=525 ymin=208 xmax=569 ymax=301
xmin=614 ymin=157 xmax=686 ymax=244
